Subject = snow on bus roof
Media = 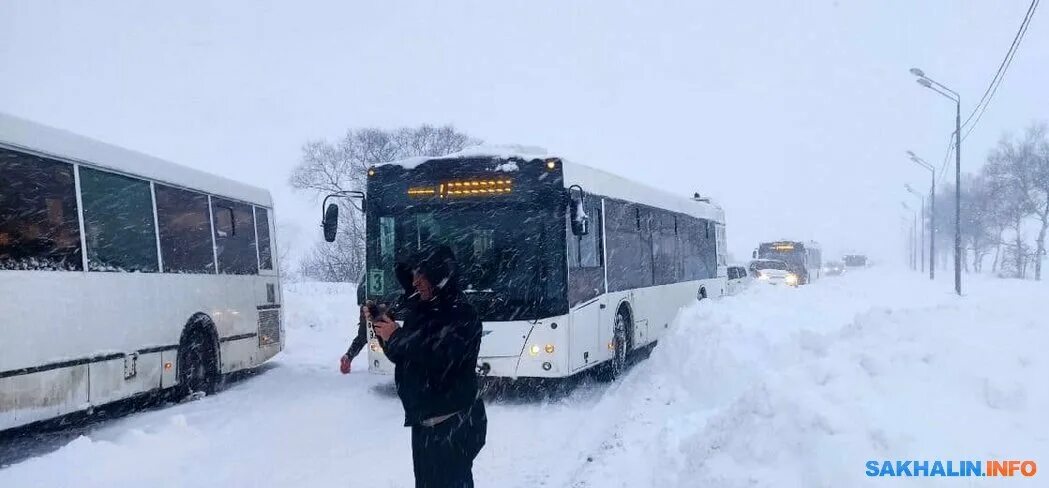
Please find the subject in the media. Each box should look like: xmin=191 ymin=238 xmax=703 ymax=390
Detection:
xmin=381 ymin=145 xmax=724 ymax=223
xmin=0 ymin=112 xmax=272 ymax=206
xmin=379 ymin=144 xmax=553 ymax=170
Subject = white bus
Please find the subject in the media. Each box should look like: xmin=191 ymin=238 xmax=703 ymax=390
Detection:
xmin=325 ymin=147 xmax=725 ymax=379
xmin=0 ymin=113 xmax=284 ymax=431
xmin=755 ymin=240 xmax=822 ymax=284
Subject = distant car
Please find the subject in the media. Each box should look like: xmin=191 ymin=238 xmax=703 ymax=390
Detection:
xmin=726 ymin=264 xmax=751 ymax=295
xmin=748 ymin=259 xmax=799 ymax=287
xmin=824 ymin=261 xmax=845 ymax=276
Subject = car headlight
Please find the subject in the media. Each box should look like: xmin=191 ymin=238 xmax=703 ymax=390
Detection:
xmin=785 ymin=274 xmax=798 ymax=284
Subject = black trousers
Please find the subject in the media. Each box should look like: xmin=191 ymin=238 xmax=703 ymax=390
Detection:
xmin=411 ymin=400 xmax=487 ymax=488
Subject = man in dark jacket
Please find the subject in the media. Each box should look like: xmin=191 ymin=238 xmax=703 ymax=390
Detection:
xmin=370 ymin=244 xmax=487 ymax=488
xmin=340 ymin=284 xmax=369 ymax=374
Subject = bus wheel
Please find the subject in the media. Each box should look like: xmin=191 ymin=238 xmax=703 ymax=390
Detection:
xmin=605 ymin=308 xmax=630 ymax=381
xmin=178 ymin=329 xmax=218 ymax=399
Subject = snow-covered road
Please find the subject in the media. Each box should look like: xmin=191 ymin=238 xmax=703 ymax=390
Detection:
xmin=1 ymin=270 xmax=1046 ymax=487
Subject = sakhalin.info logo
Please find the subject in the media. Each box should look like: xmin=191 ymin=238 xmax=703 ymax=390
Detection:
xmin=866 ymin=460 xmax=1037 ymax=477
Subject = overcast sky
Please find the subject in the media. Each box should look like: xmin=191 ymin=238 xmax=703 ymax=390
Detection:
xmin=2 ymin=1 xmax=1046 ymax=277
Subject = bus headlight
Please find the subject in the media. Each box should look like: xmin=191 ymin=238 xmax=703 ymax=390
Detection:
xmin=786 ymin=274 xmax=798 ymax=285
xmin=758 ymin=273 xmax=769 ymax=280
xmin=544 ymin=344 xmax=555 ymax=354
xmin=529 ymin=344 xmax=540 ymax=356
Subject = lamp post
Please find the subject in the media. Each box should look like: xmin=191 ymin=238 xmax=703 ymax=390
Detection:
xmin=902 ymin=201 xmax=916 ymax=270
xmin=910 ymin=67 xmax=961 ymax=296
xmin=905 ymin=184 xmax=926 ymax=273
xmin=907 ymin=150 xmax=936 ymax=280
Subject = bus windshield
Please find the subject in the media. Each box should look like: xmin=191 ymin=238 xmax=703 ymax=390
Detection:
xmin=367 ymin=203 xmax=565 ymax=321
xmin=758 ymin=243 xmax=805 ymax=265
xmin=751 ymin=260 xmax=787 ymax=271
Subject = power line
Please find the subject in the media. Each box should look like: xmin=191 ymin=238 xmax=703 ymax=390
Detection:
xmin=937 ymin=134 xmax=954 ymax=184
xmin=929 ymin=0 xmax=1039 ymax=188
xmin=960 ymin=0 xmax=1040 ymax=141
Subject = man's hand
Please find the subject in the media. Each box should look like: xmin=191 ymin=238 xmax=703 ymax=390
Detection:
xmin=340 ymin=354 xmax=352 ymax=374
xmin=373 ymin=316 xmax=399 ymax=342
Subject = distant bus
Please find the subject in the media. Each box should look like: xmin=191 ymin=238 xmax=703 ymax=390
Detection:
xmin=755 ymin=240 xmax=822 ymax=284
xmin=326 ymin=148 xmax=726 ymax=380
xmin=843 ymin=254 xmax=868 ymax=267
xmin=0 ymin=113 xmax=283 ymax=431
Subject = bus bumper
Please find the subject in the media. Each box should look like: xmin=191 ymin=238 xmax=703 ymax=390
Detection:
xmin=367 ymin=315 xmax=576 ymax=378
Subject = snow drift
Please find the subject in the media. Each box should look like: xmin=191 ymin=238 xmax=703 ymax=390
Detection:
xmin=572 ymin=271 xmax=1048 ymax=487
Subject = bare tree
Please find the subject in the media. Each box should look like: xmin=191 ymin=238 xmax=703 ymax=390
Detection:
xmin=274 ymin=221 xmax=298 ymax=282
xmin=961 ymin=175 xmax=997 ymax=272
xmin=1028 ymin=124 xmax=1049 ymax=280
xmin=297 ymin=232 xmax=360 ymax=282
xmin=289 ymin=125 xmax=481 ymax=282
xmin=983 ymin=132 xmax=1038 ymax=278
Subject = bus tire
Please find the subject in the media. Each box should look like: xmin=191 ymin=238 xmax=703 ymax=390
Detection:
xmin=603 ymin=306 xmax=632 ymax=381
xmin=177 ymin=326 xmax=219 ymax=399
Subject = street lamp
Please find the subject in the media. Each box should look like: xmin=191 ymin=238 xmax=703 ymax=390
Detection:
xmin=905 ymin=184 xmax=926 ymax=273
xmin=907 ymin=150 xmax=936 ymax=280
xmin=911 ymin=67 xmax=961 ymax=296
xmin=901 ymin=201 xmax=917 ymax=271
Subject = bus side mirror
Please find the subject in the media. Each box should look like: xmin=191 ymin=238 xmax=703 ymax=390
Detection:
xmin=323 ymin=203 xmax=339 ymax=242
xmin=570 ymin=198 xmax=590 ymax=236
xmin=752 ymin=250 xmax=757 ymax=259
xmin=567 ymin=185 xmax=590 ymax=236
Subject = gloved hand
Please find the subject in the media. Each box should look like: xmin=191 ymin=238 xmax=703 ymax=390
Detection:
xmin=340 ymin=354 xmax=352 ymax=374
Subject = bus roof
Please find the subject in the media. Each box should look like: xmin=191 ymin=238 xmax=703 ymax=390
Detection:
xmin=381 ymin=145 xmax=725 ymax=223
xmin=0 ymin=112 xmax=272 ymax=207
xmin=761 ymin=240 xmax=821 ymax=250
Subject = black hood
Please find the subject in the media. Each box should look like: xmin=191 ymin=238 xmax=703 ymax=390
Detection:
xmin=398 ymin=243 xmax=460 ymax=297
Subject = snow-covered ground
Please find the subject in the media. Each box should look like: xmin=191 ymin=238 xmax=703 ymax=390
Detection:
xmin=1 ymin=269 xmax=1046 ymax=487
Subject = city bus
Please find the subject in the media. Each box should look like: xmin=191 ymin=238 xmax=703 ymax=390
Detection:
xmin=0 ymin=113 xmax=283 ymax=431
xmin=324 ymin=147 xmax=726 ymax=379
xmin=843 ymin=254 xmax=868 ymax=267
xmin=754 ymin=240 xmax=822 ymax=284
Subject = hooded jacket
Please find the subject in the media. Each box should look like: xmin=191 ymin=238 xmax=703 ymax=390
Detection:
xmin=382 ymin=246 xmax=483 ymax=427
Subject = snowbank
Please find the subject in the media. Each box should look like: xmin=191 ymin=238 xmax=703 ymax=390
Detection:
xmin=279 ymin=281 xmax=359 ymax=368
xmin=573 ymin=272 xmax=1049 ymax=487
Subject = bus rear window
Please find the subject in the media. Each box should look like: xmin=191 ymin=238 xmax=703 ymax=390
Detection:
xmin=255 ymin=207 xmax=273 ymax=270
xmin=0 ymin=148 xmax=83 ymax=271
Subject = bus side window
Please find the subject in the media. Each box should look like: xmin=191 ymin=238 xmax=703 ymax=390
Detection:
xmin=0 ymin=148 xmax=83 ymax=271
xmin=79 ymin=167 xmax=159 ymax=273
xmin=567 ymin=199 xmax=604 ymax=306
xmin=211 ymin=197 xmax=258 ymax=275
xmin=156 ymin=185 xmax=215 ymax=274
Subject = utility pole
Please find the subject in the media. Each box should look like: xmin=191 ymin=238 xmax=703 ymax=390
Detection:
xmin=954 ymin=100 xmax=962 ymax=295
xmin=905 ymin=184 xmax=926 ymax=273
xmin=903 ymin=201 xmax=916 ymax=270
